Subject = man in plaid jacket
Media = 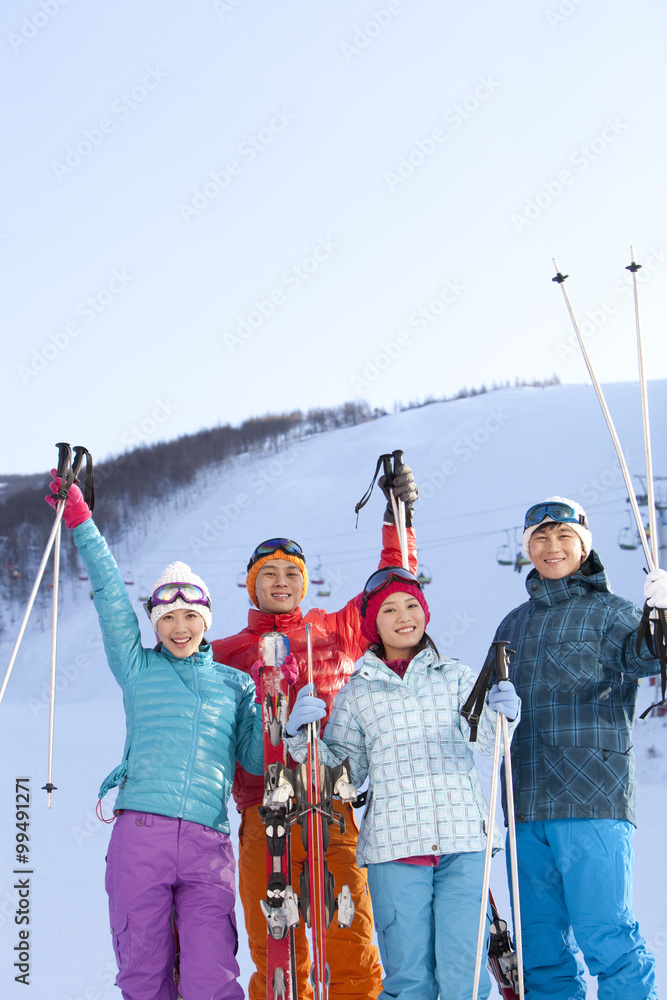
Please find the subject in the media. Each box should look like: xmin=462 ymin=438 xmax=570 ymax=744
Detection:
xmin=494 ymin=496 xmax=667 ymax=1000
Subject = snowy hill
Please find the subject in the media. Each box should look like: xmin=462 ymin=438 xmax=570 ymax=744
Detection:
xmin=1 ymin=381 xmax=666 ymax=999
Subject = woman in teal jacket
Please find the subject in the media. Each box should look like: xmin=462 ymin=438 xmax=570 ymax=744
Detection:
xmin=47 ymin=475 xmax=263 ymax=1000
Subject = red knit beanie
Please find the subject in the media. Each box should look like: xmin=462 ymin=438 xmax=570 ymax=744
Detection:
xmin=359 ymin=581 xmax=431 ymax=646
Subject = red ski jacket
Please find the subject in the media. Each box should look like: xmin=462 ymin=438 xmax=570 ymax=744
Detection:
xmin=211 ymin=524 xmax=417 ymax=811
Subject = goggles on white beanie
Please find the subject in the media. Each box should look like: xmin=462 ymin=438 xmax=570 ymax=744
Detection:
xmin=146 ymin=561 xmax=212 ymax=632
xmin=522 ymin=496 xmax=592 ymax=559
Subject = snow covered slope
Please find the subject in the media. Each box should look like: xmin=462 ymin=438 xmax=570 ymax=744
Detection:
xmin=1 ymin=381 xmax=666 ymax=998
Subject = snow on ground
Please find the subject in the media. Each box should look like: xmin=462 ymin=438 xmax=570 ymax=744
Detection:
xmin=0 ymin=381 xmax=666 ymax=998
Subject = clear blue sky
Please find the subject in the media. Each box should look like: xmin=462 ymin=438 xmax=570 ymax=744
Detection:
xmin=3 ymin=0 xmax=666 ymax=473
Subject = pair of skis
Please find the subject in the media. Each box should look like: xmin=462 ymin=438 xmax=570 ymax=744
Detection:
xmin=258 ymin=625 xmax=356 ymax=1000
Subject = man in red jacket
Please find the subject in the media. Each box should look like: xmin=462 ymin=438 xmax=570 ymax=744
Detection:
xmin=211 ymin=460 xmax=419 ymax=1000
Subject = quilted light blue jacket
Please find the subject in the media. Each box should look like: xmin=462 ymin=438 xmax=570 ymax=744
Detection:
xmin=74 ymin=518 xmax=263 ymax=833
xmin=286 ymin=646 xmax=518 ymax=865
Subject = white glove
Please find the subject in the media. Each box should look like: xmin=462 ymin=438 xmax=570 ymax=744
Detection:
xmin=643 ymin=568 xmax=667 ymax=609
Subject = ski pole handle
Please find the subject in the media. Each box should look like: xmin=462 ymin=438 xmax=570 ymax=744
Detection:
xmin=493 ymin=641 xmax=511 ymax=683
xmin=392 ymin=450 xmax=409 ymax=569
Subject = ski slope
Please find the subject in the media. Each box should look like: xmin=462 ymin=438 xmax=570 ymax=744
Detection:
xmin=1 ymin=380 xmax=666 ymax=999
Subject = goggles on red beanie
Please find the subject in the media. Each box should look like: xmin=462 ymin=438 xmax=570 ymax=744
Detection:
xmin=358 ymin=567 xmax=430 ymax=646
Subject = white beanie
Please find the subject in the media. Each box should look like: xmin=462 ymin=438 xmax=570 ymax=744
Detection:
xmin=522 ymin=496 xmax=592 ymax=559
xmin=148 ymin=561 xmax=212 ymax=631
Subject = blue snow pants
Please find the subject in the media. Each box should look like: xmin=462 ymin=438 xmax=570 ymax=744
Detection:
xmin=511 ymin=819 xmax=656 ymax=1000
xmin=367 ymin=851 xmax=491 ymax=1000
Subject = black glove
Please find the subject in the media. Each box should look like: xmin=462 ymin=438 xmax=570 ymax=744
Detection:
xmin=379 ymin=463 xmax=418 ymax=527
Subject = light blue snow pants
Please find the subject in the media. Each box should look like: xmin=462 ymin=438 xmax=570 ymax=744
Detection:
xmin=367 ymin=851 xmax=491 ymax=1000
xmin=511 ymin=819 xmax=656 ymax=1000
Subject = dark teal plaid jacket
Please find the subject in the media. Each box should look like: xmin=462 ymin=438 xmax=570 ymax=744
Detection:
xmin=495 ymin=552 xmax=659 ymax=826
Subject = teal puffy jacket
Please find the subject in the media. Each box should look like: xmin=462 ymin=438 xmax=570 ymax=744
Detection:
xmin=74 ymin=519 xmax=264 ymax=833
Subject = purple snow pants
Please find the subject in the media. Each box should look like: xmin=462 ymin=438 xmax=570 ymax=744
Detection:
xmin=105 ymin=810 xmax=243 ymax=1000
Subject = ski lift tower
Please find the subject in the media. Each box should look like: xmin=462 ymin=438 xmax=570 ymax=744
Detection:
xmin=629 ymin=477 xmax=667 ymax=566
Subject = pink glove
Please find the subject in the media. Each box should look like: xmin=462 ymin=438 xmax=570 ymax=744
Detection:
xmin=45 ymin=472 xmax=92 ymax=529
xmin=251 ymin=653 xmax=299 ymax=691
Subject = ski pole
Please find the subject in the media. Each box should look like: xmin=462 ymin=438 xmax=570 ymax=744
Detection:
xmin=391 ymin=450 xmax=409 ymax=570
xmin=471 ymin=642 xmax=524 ymax=1000
xmin=551 ymin=262 xmax=654 ymax=570
xmin=42 ymin=442 xmax=71 ymax=807
xmin=626 ymin=248 xmax=659 ymax=569
xmin=0 ymin=444 xmax=77 ymax=710
xmin=43 ymin=445 xmax=90 ymax=807
xmin=305 ymin=623 xmax=329 ymax=998
xmin=497 ymin=644 xmax=524 ymax=1000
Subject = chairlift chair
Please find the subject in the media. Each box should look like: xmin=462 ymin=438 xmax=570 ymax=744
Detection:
xmin=311 ymin=557 xmax=325 ymax=586
xmin=496 ymin=531 xmax=513 ymax=566
xmin=618 ymin=513 xmax=641 ymax=551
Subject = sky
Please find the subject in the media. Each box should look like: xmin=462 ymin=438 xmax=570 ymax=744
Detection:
xmin=3 ymin=0 xmax=667 ymax=474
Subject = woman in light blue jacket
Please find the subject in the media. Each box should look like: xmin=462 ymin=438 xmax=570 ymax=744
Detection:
xmin=285 ymin=567 xmax=520 ymax=1000
xmin=47 ymin=474 xmax=263 ymax=1000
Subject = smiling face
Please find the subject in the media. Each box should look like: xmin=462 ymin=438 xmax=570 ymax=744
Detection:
xmin=254 ymin=559 xmax=304 ymax=615
xmin=374 ymin=589 xmax=426 ymax=661
xmin=528 ymin=522 xmax=585 ymax=580
xmin=156 ymin=607 xmax=206 ymax=658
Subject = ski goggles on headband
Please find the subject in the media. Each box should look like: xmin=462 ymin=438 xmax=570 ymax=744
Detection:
xmin=146 ymin=582 xmax=211 ymax=612
xmin=361 ymin=566 xmax=422 ymax=616
xmin=524 ymin=502 xmax=588 ymax=530
xmin=246 ymin=538 xmax=305 ymax=572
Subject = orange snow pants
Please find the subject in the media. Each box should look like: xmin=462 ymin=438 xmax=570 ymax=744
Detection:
xmin=238 ymin=803 xmax=382 ymax=1000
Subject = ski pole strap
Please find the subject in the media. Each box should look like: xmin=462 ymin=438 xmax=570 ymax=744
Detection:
xmin=462 ymin=641 xmax=512 ymax=741
xmin=461 ymin=646 xmax=495 ymax=743
xmin=73 ymin=445 xmax=95 ymax=512
xmin=353 ymin=453 xmax=393 ymax=526
xmin=638 ymin=604 xmax=667 ymax=719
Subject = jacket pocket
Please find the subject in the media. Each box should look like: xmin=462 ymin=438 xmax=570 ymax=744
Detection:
xmin=542 ymin=743 xmax=633 ymax=811
xmin=109 ymin=910 xmax=130 ymax=969
xmin=545 ymin=641 xmax=598 ymax=694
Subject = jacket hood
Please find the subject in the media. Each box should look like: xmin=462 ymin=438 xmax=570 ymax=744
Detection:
xmin=525 ymin=549 xmax=611 ymax=606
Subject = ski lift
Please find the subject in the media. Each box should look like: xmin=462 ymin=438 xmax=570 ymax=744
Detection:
xmin=513 ymin=528 xmax=531 ymax=573
xmin=417 ymin=565 xmax=432 ymax=585
xmin=79 ymin=575 xmax=89 ymax=581
xmin=514 ymin=550 xmax=531 ymax=573
xmin=317 ymin=583 xmax=331 ymax=598
xmin=496 ymin=532 xmax=513 ymax=567
xmin=618 ymin=513 xmax=641 ymax=551
xmin=311 ymin=557 xmax=325 ymax=586
xmin=237 ymin=572 xmax=247 ymax=589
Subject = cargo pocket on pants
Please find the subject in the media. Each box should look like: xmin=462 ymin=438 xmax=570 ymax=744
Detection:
xmin=109 ymin=910 xmax=130 ymax=969
xmin=373 ymin=903 xmax=401 ymax=974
